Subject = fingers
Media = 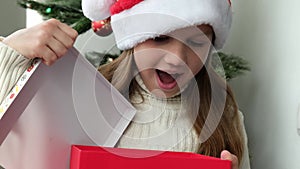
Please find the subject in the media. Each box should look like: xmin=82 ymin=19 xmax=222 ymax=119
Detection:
xmin=220 ymin=150 xmax=239 ymax=169
xmin=38 ymin=19 xmax=78 ymax=65
xmin=52 ymin=20 xmax=78 ymax=49
xmin=40 ymin=46 xmax=57 ymax=66
xmin=3 ymin=18 xmax=78 ymax=66
xmin=47 ymin=36 xmax=68 ymax=58
xmin=56 ymin=19 xmax=78 ymax=40
xmin=42 ymin=19 xmax=78 ymax=65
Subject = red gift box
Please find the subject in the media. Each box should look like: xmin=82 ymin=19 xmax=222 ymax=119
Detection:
xmin=70 ymin=145 xmax=231 ymax=169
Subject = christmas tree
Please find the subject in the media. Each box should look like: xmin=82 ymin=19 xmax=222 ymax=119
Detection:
xmin=17 ymin=0 xmax=250 ymax=80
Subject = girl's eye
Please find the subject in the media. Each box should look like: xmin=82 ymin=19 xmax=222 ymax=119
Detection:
xmin=187 ymin=39 xmax=207 ymax=47
xmin=153 ymin=36 xmax=170 ymax=42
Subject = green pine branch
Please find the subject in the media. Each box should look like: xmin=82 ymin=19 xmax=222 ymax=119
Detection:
xmin=45 ymin=0 xmax=82 ymax=9
xmin=213 ymin=52 xmax=251 ymax=80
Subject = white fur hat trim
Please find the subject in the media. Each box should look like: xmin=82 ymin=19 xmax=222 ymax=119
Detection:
xmin=82 ymin=0 xmax=232 ymax=50
xmin=82 ymin=0 xmax=115 ymax=21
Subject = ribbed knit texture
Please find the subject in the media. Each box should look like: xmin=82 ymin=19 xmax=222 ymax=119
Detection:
xmin=0 ymin=38 xmax=31 ymax=104
xmin=116 ymin=75 xmax=251 ymax=169
xmin=116 ymin=75 xmax=201 ymax=152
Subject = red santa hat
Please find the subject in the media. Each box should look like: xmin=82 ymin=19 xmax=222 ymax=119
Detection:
xmin=82 ymin=0 xmax=232 ymax=50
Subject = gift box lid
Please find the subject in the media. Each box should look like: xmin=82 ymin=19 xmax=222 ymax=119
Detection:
xmin=0 ymin=48 xmax=136 ymax=169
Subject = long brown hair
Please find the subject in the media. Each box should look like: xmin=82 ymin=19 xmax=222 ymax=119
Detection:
xmin=98 ymin=49 xmax=244 ymax=164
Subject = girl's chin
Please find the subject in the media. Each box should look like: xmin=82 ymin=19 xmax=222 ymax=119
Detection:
xmin=151 ymin=87 xmax=180 ymax=98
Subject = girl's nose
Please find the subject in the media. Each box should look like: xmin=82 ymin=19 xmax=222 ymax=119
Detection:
xmin=163 ymin=39 xmax=187 ymax=67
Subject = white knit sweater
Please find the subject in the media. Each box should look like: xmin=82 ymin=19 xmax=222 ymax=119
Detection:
xmin=0 ymin=38 xmax=31 ymax=104
xmin=117 ymin=75 xmax=201 ymax=152
xmin=0 ymin=39 xmax=250 ymax=168
xmin=117 ymin=75 xmax=251 ymax=169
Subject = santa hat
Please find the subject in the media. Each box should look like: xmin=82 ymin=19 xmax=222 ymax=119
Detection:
xmin=82 ymin=0 xmax=232 ymax=50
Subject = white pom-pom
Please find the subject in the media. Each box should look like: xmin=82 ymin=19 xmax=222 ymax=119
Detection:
xmin=82 ymin=0 xmax=115 ymax=21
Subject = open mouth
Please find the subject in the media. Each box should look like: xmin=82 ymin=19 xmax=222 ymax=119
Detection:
xmin=156 ymin=69 xmax=181 ymax=90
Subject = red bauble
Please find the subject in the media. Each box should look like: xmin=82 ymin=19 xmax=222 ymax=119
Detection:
xmin=92 ymin=18 xmax=113 ymax=36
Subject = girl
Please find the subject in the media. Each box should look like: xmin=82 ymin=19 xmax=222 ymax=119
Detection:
xmin=0 ymin=0 xmax=250 ymax=168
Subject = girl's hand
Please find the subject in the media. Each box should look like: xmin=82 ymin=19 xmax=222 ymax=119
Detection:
xmin=221 ymin=150 xmax=239 ymax=169
xmin=2 ymin=18 xmax=78 ymax=66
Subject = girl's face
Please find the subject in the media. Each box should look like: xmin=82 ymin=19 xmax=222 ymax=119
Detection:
xmin=133 ymin=25 xmax=213 ymax=98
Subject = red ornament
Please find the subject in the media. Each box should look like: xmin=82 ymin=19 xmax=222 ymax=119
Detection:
xmin=10 ymin=93 xmax=15 ymax=99
xmin=27 ymin=65 xmax=34 ymax=72
xmin=92 ymin=18 xmax=113 ymax=36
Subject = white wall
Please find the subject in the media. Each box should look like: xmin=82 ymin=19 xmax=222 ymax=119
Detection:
xmin=26 ymin=9 xmax=43 ymax=27
xmin=224 ymin=0 xmax=300 ymax=168
xmin=0 ymin=0 xmax=26 ymax=36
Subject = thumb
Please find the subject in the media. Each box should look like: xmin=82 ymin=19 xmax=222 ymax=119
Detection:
xmin=221 ymin=150 xmax=232 ymax=160
xmin=220 ymin=150 xmax=239 ymax=169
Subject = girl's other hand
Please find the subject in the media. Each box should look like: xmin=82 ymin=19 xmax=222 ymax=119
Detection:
xmin=220 ymin=150 xmax=239 ymax=169
xmin=2 ymin=18 xmax=78 ymax=66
